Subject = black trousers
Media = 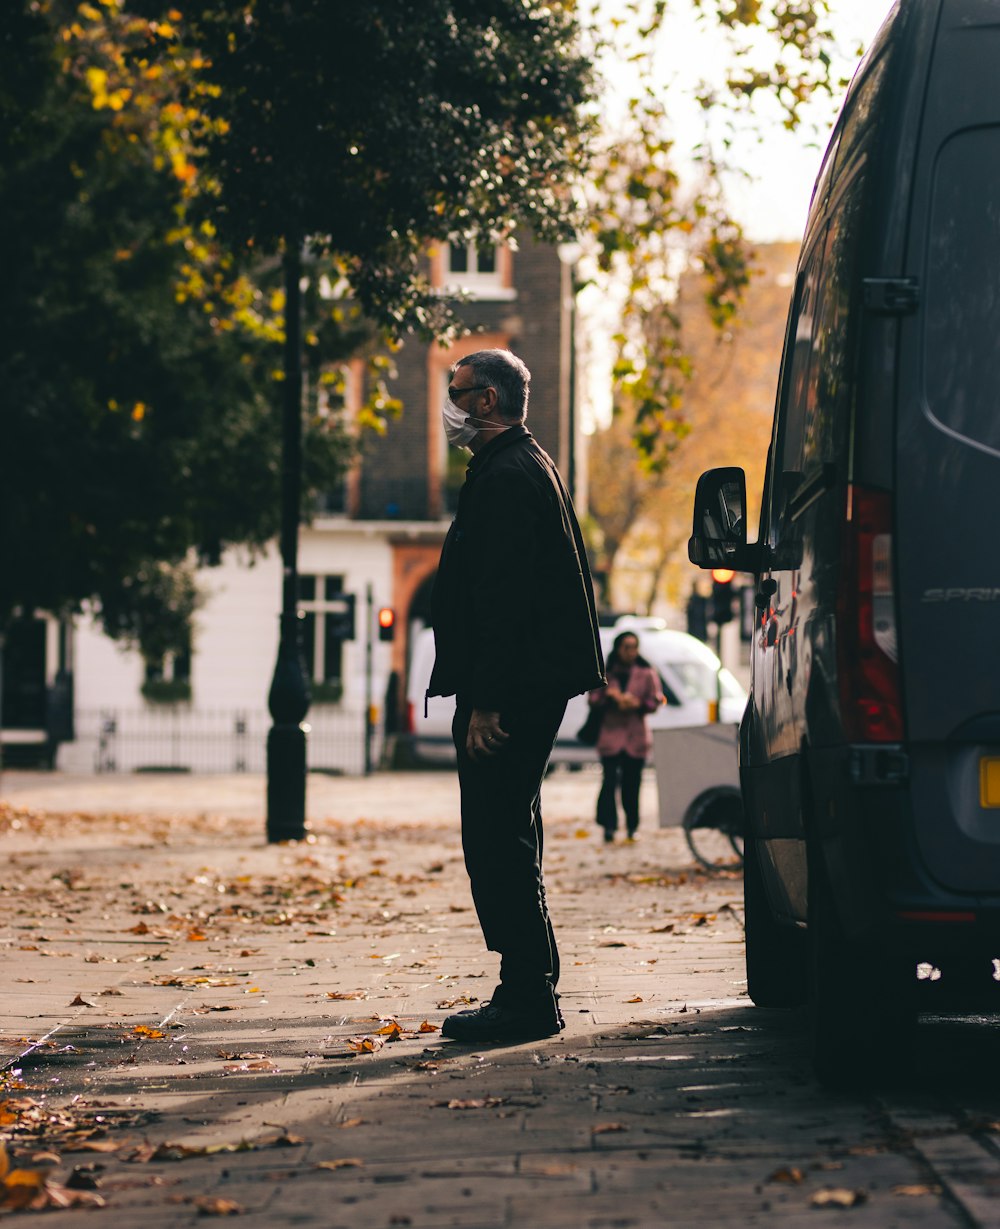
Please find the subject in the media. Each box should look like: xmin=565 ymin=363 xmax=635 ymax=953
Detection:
xmin=453 ymin=697 xmax=566 ymax=1007
xmin=597 ymin=752 xmax=645 ymax=835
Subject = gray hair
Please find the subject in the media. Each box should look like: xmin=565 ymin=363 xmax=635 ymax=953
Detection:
xmin=455 ymin=349 xmax=530 ymax=422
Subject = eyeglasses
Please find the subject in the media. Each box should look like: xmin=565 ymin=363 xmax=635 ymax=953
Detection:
xmin=448 ymin=384 xmax=490 ymax=401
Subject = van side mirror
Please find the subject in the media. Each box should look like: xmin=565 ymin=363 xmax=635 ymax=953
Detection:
xmin=688 ymin=467 xmax=758 ymax=572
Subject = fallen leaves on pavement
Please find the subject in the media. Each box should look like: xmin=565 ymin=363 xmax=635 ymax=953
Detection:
xmin=345 ymin=1037 xmax=382 ymax=1054
xmin=130 ymin=1025 xmax=167 ymax=1040
xmin=768 ymin=1167 xmax=805 ymax=1184
xmin=436 ymin=1098 xmax=506 ymax=1111
xmin=153 ymin=975 xmax=239 ymax=989
xmin=127 ymin=1132 xmax=305 ymax=1163
xmin=194 ymin=1195 xmax=243 ymax=1216
xmin=0 ymin=1142 xmax=105 ymax=1212
xmin=810 ymin=1188 xmax=867 ymax=1209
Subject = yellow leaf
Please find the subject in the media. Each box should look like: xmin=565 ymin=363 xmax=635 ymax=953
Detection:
xmin=810 ymin=1188 xmax=867 ymax=1208
xmin=768 ymin=1166 xmax=804 ymax=1184
xmin=194 ymin=1196 xmax=242 ymax=1216
xmin=418 ymin=1020 xmax=438 ymax=1033
xmin=316 ymin=1158 xmax=363 ymax=1171
xmin=346 ymin=1037 xmax=381 ymax=1054
xmin=85 ymin=66 xmax=108 ymax=107
xmin=1 ymin=1167 xmax=47 ymax=1210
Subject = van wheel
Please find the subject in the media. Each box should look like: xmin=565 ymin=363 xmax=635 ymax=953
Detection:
xmin=808 ymin=847 xmax=915 ymax=1086
xmin=744 ymin=838 xmax=808 ymax=1008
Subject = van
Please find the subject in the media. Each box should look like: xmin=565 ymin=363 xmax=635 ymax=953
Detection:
xmin=688 ymin=0 xmax=1000 ymax=1081
xmin=405 ymin=618 xmax=745 ymax=767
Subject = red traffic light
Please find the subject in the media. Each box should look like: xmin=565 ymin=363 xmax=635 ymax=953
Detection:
xmin=377 ymin=606 xmax=396 ymax=641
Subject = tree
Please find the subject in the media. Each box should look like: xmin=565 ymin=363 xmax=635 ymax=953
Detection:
xmin=0 ymin=1 xmax=387 ymax=657
xmin=580 ymin=0 xmax=841 ymax=466
xmin=181 ymin=0 xmax=595 ymax=332
xmin=590 ymin=242 xmax=799 ymax=613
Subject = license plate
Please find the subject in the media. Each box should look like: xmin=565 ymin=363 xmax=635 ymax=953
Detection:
xmin=981 ymin=757 xmax=1000 ymax=808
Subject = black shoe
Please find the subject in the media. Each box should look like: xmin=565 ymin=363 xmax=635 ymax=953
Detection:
xmin=602 ymin=829 xmax=615 ymax=844
xmin=441 ymin=999 xmax=564 ymax=1042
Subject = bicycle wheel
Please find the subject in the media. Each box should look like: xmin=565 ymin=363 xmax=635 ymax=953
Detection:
xmin=683 ymin=787 xmax=745 ymax=872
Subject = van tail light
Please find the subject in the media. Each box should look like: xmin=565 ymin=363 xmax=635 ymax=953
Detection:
xmin=836 ymin=486 xmax=903 ymax=741
xmin=406 ymin=701 xmax=415 ymax=735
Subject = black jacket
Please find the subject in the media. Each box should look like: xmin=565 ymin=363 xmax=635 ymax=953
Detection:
xmin=429 ymin=426 xmax=606 ymax=711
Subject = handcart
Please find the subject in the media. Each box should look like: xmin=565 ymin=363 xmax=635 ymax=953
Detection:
xmin=652 ymin=723 xmax=744 ymax=871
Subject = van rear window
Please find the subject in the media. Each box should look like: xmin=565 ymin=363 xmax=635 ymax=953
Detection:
xmin=924 ymin=127 xmax=1000 ymax=455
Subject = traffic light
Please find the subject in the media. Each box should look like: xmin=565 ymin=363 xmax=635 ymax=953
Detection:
xmin=711 ymin=568 xmax=735 ymax=625
xmin=687 ymin=591 xmax=709 ymax=643
xmin=377 ymin=606 xmax=396 ymax=642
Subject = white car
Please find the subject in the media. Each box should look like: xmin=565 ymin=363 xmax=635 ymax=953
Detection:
xmin=405 ymin=616 xmax=746 ymax=766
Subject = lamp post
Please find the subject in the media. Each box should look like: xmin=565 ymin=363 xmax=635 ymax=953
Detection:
xmin=266 ymin=236 xmax=310 ymax=842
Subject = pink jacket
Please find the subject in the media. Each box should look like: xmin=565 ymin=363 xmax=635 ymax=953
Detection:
xmin=588 ymin=664 xmax=664 ymax=759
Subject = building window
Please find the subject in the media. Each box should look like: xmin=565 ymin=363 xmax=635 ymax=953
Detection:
xmin=449 ymin=240 xmax=496 ymax=277
xmin=300 ymin=574 xmax=348 ymax=702
xmin=142 ymin=641 xmax=192 ymax=704
xmin=439 ymin=240 xmax=515 ymax=300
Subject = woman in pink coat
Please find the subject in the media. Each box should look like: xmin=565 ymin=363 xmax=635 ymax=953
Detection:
xmin=587 ymin=631 xmax=664 ymax=843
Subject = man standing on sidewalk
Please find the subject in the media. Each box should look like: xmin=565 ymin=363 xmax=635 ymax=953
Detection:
xmin=428 ymin=348 xmax=605 ymax=1041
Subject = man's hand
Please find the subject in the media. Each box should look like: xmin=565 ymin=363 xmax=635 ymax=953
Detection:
xmin=467 ymin=709 xmax=509 ymax=760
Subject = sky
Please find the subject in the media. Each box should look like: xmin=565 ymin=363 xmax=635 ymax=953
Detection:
xmin=728 ymin=0 xmax=897 ymax=240
xmin=611 ymin=0 xmax=898 ymax=242
xmin=579 ymin=0 xmax=897 ymax=430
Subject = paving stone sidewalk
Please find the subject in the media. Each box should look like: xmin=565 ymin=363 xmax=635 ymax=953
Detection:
xmin=2 ymin=770 xmax=1000 ymax=1227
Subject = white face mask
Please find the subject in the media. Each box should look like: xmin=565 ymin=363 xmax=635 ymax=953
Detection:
xmin=442 ymin=396 xmax=480 ymax=449
xmin=442 ymin=397 xmax=508 ymax=450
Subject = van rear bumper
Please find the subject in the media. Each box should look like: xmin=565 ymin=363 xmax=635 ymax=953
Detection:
xmin=809 ymin=742 xmax=1000 ymax=944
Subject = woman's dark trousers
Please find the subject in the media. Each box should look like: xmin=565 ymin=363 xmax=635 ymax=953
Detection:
xmin=597 ymin=752 xmax=645 ymax=837
xmin=453 ymin=697 xmax=565 ymax=1013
